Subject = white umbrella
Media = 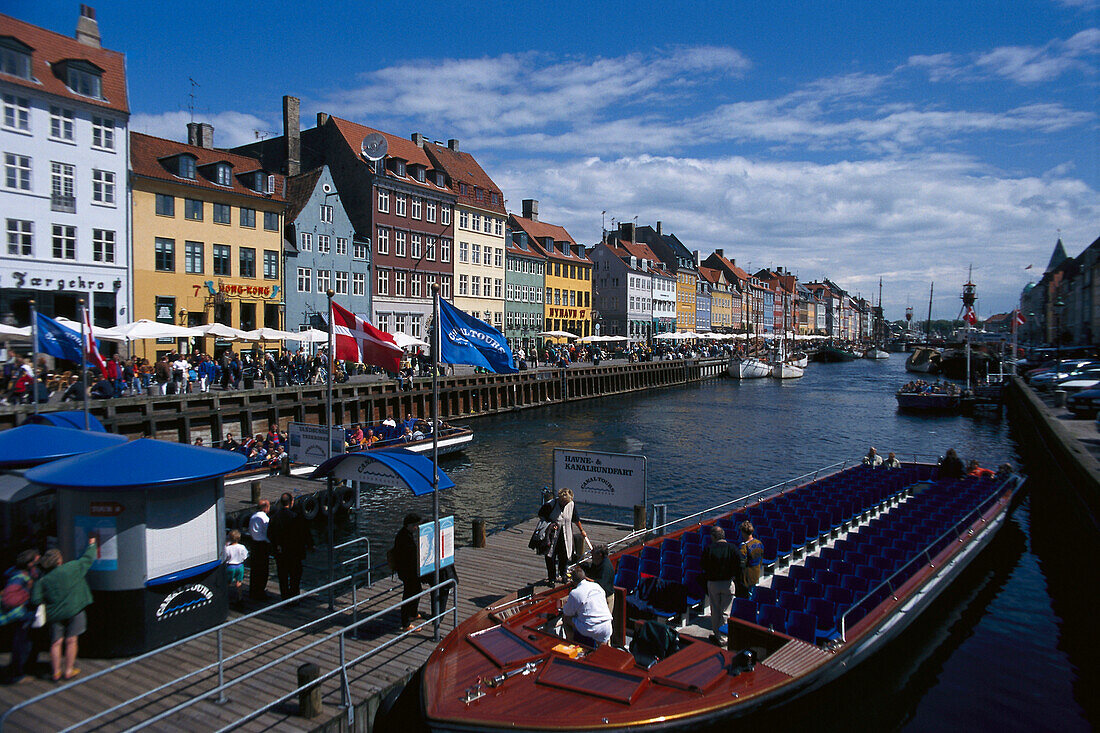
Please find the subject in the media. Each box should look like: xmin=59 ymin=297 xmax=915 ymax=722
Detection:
xmin=243 ymin=327 xmax=302 ymax=341
xmin=53 ymin=317 xmax=126 ymax=342
xmin=197 ymin=323 xmax=252 ymax=340
xmin=292 ymin=328 xmax=331 ymax=344
xmin=654 ymin=332 xmax=680 ymax=340
xmin=537 ymin=330 xmax=579 ymax=339
xmin=106 ymin=319 xmax=202 ymax=341
xmin=0 ymin=323 xmax=30 ymax=339
xmin=391 ymin=331 xmax=430 ymax=349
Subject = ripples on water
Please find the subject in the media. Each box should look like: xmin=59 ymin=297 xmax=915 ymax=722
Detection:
xmin=331 ymin=357 xmax=1090 ymax=731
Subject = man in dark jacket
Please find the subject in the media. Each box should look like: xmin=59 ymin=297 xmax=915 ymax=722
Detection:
xmin=267 ymin=493 xmax=313 ymax=600
xmin=392 ymin=513 xmax=422 ymax=630
xmin=701 ymin=525 xmax=741 ymax=646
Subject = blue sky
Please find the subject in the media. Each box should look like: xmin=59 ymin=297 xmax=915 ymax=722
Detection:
xmin=13 ymin=0 xmax=1099 ymax=319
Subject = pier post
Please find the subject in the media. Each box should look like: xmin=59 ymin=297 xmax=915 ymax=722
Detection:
xmin=472 ymin=518 xmax=486 ymax=547
xmin=297 ymin=662 xmax=323 ymax=718
xmin=633 ymin=505 xmax=646 ymax=531
xmin=250 ymin=481 xmax=262 ymax=506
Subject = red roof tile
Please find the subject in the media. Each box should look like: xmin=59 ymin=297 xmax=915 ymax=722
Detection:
xmin=130 ymin=132 xmax=286 ymax=202
xmin=423 ymin=142 xmax=505 ymax=214
xmin=328 ymin=117 xmax=450 ymax=193
xmin=0 ymin=13 xmax=128 ymax=114
xmin=509 ymin=214 xmax=589 ymax=263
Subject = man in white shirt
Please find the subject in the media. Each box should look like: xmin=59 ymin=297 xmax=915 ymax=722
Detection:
xmin=248 ymin=499 xmax=271 ymax=600
xmin=172 ymin=356 xmax=190 ymax=394
xmin=562 ymin=568 xmax=613 ymax=647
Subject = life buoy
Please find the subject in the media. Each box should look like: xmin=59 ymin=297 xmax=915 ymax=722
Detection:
xmin=318 ymin=491 xmax=336 ymax=516
xmin=338 ymin=486 xmax=355 ymax=511
xmin=300 ymin=494 xmax=320 ymax=520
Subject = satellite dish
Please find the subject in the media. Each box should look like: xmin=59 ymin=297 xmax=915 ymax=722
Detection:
xmin=361 ymin=133 xmax=388 ymax=161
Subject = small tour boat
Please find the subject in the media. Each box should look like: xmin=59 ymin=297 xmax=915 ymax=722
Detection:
xmin=895 ymin=388 xmax=962 ymax=412
xmin=772 ymin=361 xmax=804 ymax=379
xmin=420 ymin=461 xmax=1022 ymax=731
xmin=727 ymin=356 xmax=771 ymax=380
xmin=788 ymin=353 xmax=808 ymax=369
xmin=863 ymin=348 xmax=889 ymax=360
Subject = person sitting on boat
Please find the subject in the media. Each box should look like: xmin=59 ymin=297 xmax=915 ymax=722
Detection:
xmin=738 ymin=522 xmax=764 ymax=596
xmin=701 ymin=526 xmax=740 ymax=646
xmin=584 ymin=545 xmax=616 ymax=616
xmin=350 ymin=425 xmax=364 ymax=447
xmin=364 ymin=429 xmax=380 ymax=448
xmin=995 ymin=463 xmax=1015 ymax=480
xmin=966 ymin=459 xmax=995 ymax=478
xmin=883 ymin=452 xmax=901 ymax=468
xmin=938 ymin=448 xmax=965 ymax=478
xmin=538 ymin=489 xmax=587 ymax=585
xmin=561 ymin=567 xmax=612 ymax=648
xmin=862 ymin=447 xmax=883 ymax=468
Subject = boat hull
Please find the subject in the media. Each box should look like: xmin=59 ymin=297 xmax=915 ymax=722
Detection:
xmin=772 ymin=363 xmax=804 ymax=379
xmin=814 ymin=346 xmax=858 ymax=362
xmin=864 ymin=349 xmax=889 ymax=360
xmin=896 ymin=392 xmax=960 ymax=411
xmin=905 ymin=347 xmax=940 ymax=374
xmin=728 ymin=357 xmax=771 ymax=379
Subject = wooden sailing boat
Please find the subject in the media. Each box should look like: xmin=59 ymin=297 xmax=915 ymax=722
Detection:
xmin=864 ymin=278 xmax=889 ymax=359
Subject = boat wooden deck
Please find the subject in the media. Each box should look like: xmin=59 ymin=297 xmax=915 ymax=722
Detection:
xmin=0 ymin=518 xmax=634 ymax=732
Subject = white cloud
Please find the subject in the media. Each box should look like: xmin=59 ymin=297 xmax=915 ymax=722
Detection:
xmin=908 ymin=28 xmax=1100 ymax=84
xmin=129 ymin=110 xmax=275 ymax=148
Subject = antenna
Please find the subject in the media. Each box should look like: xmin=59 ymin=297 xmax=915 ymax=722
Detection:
xmin=361 ymin=133 xmax=388 ymax=161
xmin=187 ymin=77 xmax=200 ymax=123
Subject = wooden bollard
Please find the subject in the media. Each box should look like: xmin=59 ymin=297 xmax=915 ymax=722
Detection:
xmin=297 ymin=662 xmax=322 ymax=718
xmin=281 ymin=453 xmax=291 ymax=476
xmin=472 ymin=518 xmax=486 ymax=547
xmin=633 ymin=505 xmax=646 ymax=532
xmin=250 ymin=481 xmax=262 ymax=506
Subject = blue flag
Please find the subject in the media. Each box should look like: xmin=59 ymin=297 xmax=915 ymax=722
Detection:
xmin=437 ymin=299 xmax=517 ymax=374
xmin=35 ymin=313 xmax=85 ymax=363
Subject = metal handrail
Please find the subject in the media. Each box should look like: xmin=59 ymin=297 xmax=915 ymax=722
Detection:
xmin=0 ymin=570 xmax=366 ymax=732
xmin=838 ymin=474 xmax=1020 ymax=641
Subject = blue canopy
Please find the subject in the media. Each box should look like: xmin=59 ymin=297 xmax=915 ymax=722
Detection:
xmin=311 ymin=448 xmax=455 ymax=495
xmin=0 ymin=424 xmax=128 ymax=469
xmin=26 ymin=438 xmax=246 ymax=490
xmin=24 ymin=411 xmax=107 ymax=432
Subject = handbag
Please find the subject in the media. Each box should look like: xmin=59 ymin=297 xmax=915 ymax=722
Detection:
xmin=31 ymin=604 xmax=46 ymax=629
xmin=528 ymin=520 xmax=550 ymax=553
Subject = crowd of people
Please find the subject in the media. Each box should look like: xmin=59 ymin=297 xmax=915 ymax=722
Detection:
xmin=898 ymin=379 xmax=964 ymax=396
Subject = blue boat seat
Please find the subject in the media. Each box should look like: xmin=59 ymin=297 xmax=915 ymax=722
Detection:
xmin=683 ymin=555 xmax=702 ymax=574
xmin=661 ymin=551 xmax=682 ymax=569
xmin=617 ymin=555 xmax=640 ymax=574
xmin=807 ymin=597 xmax=837 ymax=642
xmin=758 ymin=604 xmax=786 ymax=632
xmin=797 ymin=580 xmax=824 ymax=600
xmin=640 ymin=545 xmax=660 ymax=563
xmin=841 ymin=574 xmax=869 ymax=597
xmin=786 ymin=611 xmax=818 ymax=644
xmin=807 ymin=556 xmax=830 ymax=572
xmin=639 ymin=559 xmax=660 ymax=579
xmin=777 ymin=592 xmax=804 ymax=614
xmin=614 ymin=568 xmax=638 ymax=594
xmin=814 ymin=569 xmax=841 ymax=588
xmin=825 ymin=585 xmax=852 ymax=609
xmin=731 ymin=597 xmax=758 ymax=625
xmin=771 ymin=575 xmax=797 ymax=595
xmin=751 ymin=586 xmax=776 ymax=607
xmin=789 ymin=565 xmax=814 ymax=583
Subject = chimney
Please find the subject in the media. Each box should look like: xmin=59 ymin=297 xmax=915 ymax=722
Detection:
xmin=317 ymin=112 xmax=329 ymax=127
xmin=522 ymin=199 xmax=539 ymax=222
xmin=187 ymin=122 xmax=214 ymax=149
xmin=75 ymin=5 xmax=101 ymax=48
xmin=694 ymin=250 xmax=701 ymax=267
xmin=656 ymin=221 xmax=662 ymax=236
xmin=715 ymin=248 xmax=724 ymax=257
xmin=283 ymin=96 xmax=301 ymax=176
xmin=619 ymin=222 xmax=635 ymax=242
xmin=411 ymin=132 xmax=426 ymax=147
xmin=448 ymin=139 xmax=460 ymax=151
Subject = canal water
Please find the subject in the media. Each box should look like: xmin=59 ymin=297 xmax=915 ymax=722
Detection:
xmin=325 ymin=356 xmax=1093 ymax=731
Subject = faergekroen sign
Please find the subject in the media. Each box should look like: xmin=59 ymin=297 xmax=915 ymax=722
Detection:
xmin=552 ymin=449 xmax=646 ymax=509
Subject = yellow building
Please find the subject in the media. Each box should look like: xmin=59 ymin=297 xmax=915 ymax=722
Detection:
xmin=130 ymin=126 xmax=285 ymax=356
xmin=509 ymin=203 xmax=592 ymax=340
xmin=699 ymin=267 xmax=733 ymax=331
xmin=676 ymin=272 xmax=697 ymax=331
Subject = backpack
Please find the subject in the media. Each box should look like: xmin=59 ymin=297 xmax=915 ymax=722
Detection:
xmin=1 ymin=572 xmax=29 ymax=611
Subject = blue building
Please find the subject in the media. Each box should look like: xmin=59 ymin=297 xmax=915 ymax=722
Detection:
xmin=283 ymin=166 xmax=370 ymax=337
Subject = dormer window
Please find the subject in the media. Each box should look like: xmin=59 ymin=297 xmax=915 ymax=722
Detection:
xmin=62 ymin=60 xmax=103 ymax=98
xmin=240 ymin=171 xmax=264 ymax=192
xmin=0 ymin=39 xmax=33 ymax=81
xmin=215 ymin=163 xmax=231 ymax=186
xmin=435 ymin=171 xmax=445 ymax=186
xmin=459 ymin=182 xmax=469 ymax=195
xmin=411 ymin=165 xmax=426 ymax=183
xmin=490 ymin=192 xmax=499 ymax=205
xmin=393 ymin=159 xmax=406 ymax=177
xmin=178 ymin=155 xmax=196 ymax=180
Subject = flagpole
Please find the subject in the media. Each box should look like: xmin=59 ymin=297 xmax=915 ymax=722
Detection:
xmin=1012 ymin=311 xmax=1019 ymax=376
xmin=29 ymin=299 xmax=38 ymax=415
xmin=431 ymin=282 xmax=441 ymax=642
xmin=326 ymin=289 xmax=335 ymax=612
xmin=80 ymin=299 xmax=89 ymax=429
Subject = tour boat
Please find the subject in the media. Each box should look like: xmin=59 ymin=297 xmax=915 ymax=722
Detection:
xmin=420 ymin=461 xmax=1022 ymax=731
xmin=727 ymin=356 xmax=771 ymax=380
xmin=895 ymin=390 xmax=962 ymax=412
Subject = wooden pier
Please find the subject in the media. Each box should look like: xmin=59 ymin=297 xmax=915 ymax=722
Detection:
xmin=0 ymin=358 xmax=727 ymax=443
xmin=0 ymin=517 xmax=635 ymax=732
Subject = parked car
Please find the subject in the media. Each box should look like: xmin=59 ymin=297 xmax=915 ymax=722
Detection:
xmin=1031 ymin=361 xmax=1100 ymax=388
xmin=1066 ymin=387 xmax=1100 ymax=417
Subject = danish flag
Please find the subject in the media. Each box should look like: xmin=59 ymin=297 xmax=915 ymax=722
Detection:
xmin=963 ymin=306 xmax=978 ymax=326
xmin=1014 ymin=310 xmax=1026 ymax=326
xmin=329 ymin=300 xmax=402 ymax=372
xmin=83 ymin=308 xmax=108 ymax=374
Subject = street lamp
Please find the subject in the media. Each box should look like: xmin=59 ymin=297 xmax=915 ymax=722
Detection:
xmin=178 ymin=308 xmax=189 ymax=355
xmin=1054 ymin=297 xmax=1065 ymax=384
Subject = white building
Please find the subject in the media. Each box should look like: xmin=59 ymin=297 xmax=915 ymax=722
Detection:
xmin=0 ymin=8 xmax=130 ymax=330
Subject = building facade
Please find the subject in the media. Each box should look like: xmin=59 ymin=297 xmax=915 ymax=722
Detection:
xmin=503 ymin=227 xmax=546 ymax=350
xmin=0 ymin=9 xmax=130 ymax=331
xmin=130 ymin=126 xmax=285 ymax=357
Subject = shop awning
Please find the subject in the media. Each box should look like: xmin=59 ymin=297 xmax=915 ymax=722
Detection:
xmin=0 ymin=424 xmax=127 ymax=469
xmin=26 ymin=438 xmax=246 ymax=490
xmin=310 ymin=448 xmax=455 ymax=496
xmin=24 ymin=411 xmax=108 ymax=432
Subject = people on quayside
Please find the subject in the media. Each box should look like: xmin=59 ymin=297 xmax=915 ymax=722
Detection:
xmin=538 ymin=488 xmax=588 ymax=585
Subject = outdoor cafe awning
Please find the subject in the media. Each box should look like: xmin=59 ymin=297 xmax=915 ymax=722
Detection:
xmin=310 ymin=448 xmax=455 ymax=495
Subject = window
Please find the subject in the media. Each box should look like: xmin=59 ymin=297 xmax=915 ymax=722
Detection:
xmin=0 ymin=43 xmax=32 ymax=80
xmin=442 ymin=278 xmax=451 ymax=299
xmin=155 ymin=237 xmax=175 ymax=271
xmin=67 ymin=65 xmax=102 ymax=98
xmin=264 ymin=211 xmax=279 ymax=231
xmin=318 ymin=235 xmax=330 ymax=253
xmin=377 ymin=269 xmax=389 ymax=295
xmin=459 ymin=183 xmax=469 ymax=196
xmin=320 ymin=204 xmax=333 ymax=223
xmin=472 ymin=243 xmax=481 ymax=265
xmin=2 ymin=95 xmax=29 ymax=131
xmin=395 ymin=193 xmax=406 ymax=217
xmin=297 ymin=267 xmax=312 ymax=293
xmin=427 ymin=274 xmax=438 ymax=294
xmin=546 ymin=287 xmax=552 ymax=304
xmin=395 ymin=271 xmax=406 ymax=296
xmin=240 ymin=207 xmax=256 ymax=228
xmin=494 ymin=248 xmax=503 ymax=267
xmin=51 ymin=161 xmax=75 ymax=200
xmin=459 ymin=242 xmax=469 ymax=263
xmin=178 ymin=155 xmax=196 ymax=180
xmin=156 ymin=194 xmax=175 ymax=217
xmin=299 ymin=232 xmax=313 ymax=252
xmin=353 ymin=239 xmax=368 ymax=260
xmin=472 ymin=213 xmax=481 ymax=232
xmin=441 ymin=239 xmax=451 ymax=262
xmin=411 ymin=197 xmax=422 ymax=220
xmin=50 ymin=107 xmax=75 ymax=141
xmin=214 ymin=163 xmax=231 ymax=186
xmin=491 ymin=192 xmax=499 ymax=205
xmin=239 ymin=247 xmax=256 ymax=278
xmin=185 ymin=198 xmax=203 ymax=221
xmin=377 ymin=227 xmax=389 ymax=255
xmin=214 ymin=203 xmax=231 ymax=224
xmin=184 ymin=241 xmax=203 ymax=273
xmin=378 ymin=189 xmax=389 ymax=213
xmin=411 ymin=234 xmax=422 ymax=259
xmin=315 ymin=269 xmax=330 ymax=292
xmin=555 ymin=263 xmax=562 ymax=277
xmin=335 ymin=271 xmax=349 ymax=295
xmin=264 ymin=251 xmax=279 ymax=280
xmin=441 ymin=205 xmax=451 ymax=225
xmin=378 ymin=313 xmax=390 ymax=332
xmin=352 ymin=272 xmax=365 ymax=297
xmin=336 ymin=237 xmax=348 ymax=255
xmin=472 ymin=276 xmax=481 ymax=297
xmin=459 ymin=274 xmax=468 ymax=295
xmin=393 ymin=230 xmax=405 ymax=257
xmin=412 ymin=274 xmax=422 ymax=298
xmin=4 ymin=153 xmax=30 ymax=190
xmin=483 ymin=216 xmax=492 ymax=234
xmin=239 ymin=302 xmax=256 ymax=332
xmin=415 ymin=166 xmax=426 ymax=183
xmin=459 ymin=211 xmax=469 ymax=229
xmin=213 ymin=244 xmax=231 ymax=276
xmin=426 ymin=201 xmax=436 ymax=223
xmin=494 ymin=278 xmax=503 ymax=298
xmin=91 ymin=169 xmax=115 ymax=205
xmin=6 ymin=219 xmax=32 ymax=256
xmin=426 ymin=237 xmax=436 ymax=260
xmin=494 ymin=219 xmax=503 ymax=236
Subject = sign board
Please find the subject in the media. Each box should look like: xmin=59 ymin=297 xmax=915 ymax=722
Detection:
xmin=74 ymin=515 xmax=118 ymax=571
xmin=288 ymin=422 xmax=345 ymax=466
xmin=418 ymin=515 xmax=454 ymax=576
xmin=553 ymin=449 xmax=646 ymax=508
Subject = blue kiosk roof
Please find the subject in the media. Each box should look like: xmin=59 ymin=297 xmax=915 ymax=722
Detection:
xmin=311 ymin=448 xmax=455 ymax=495
xmin=0 ymin=424 xmax=128 ymax=469
xmin=25 ymin=438 xmax=246 ymax=490
xmin=24 ymin=411 xmax=107 ymax=432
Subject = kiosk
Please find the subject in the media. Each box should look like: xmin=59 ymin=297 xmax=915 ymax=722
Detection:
xmin=25 ymin=439 xmax=245 ymax=657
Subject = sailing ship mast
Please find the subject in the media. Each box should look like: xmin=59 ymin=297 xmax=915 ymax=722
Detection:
xmin=926 ymin=282 xmax=934 ymax=339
